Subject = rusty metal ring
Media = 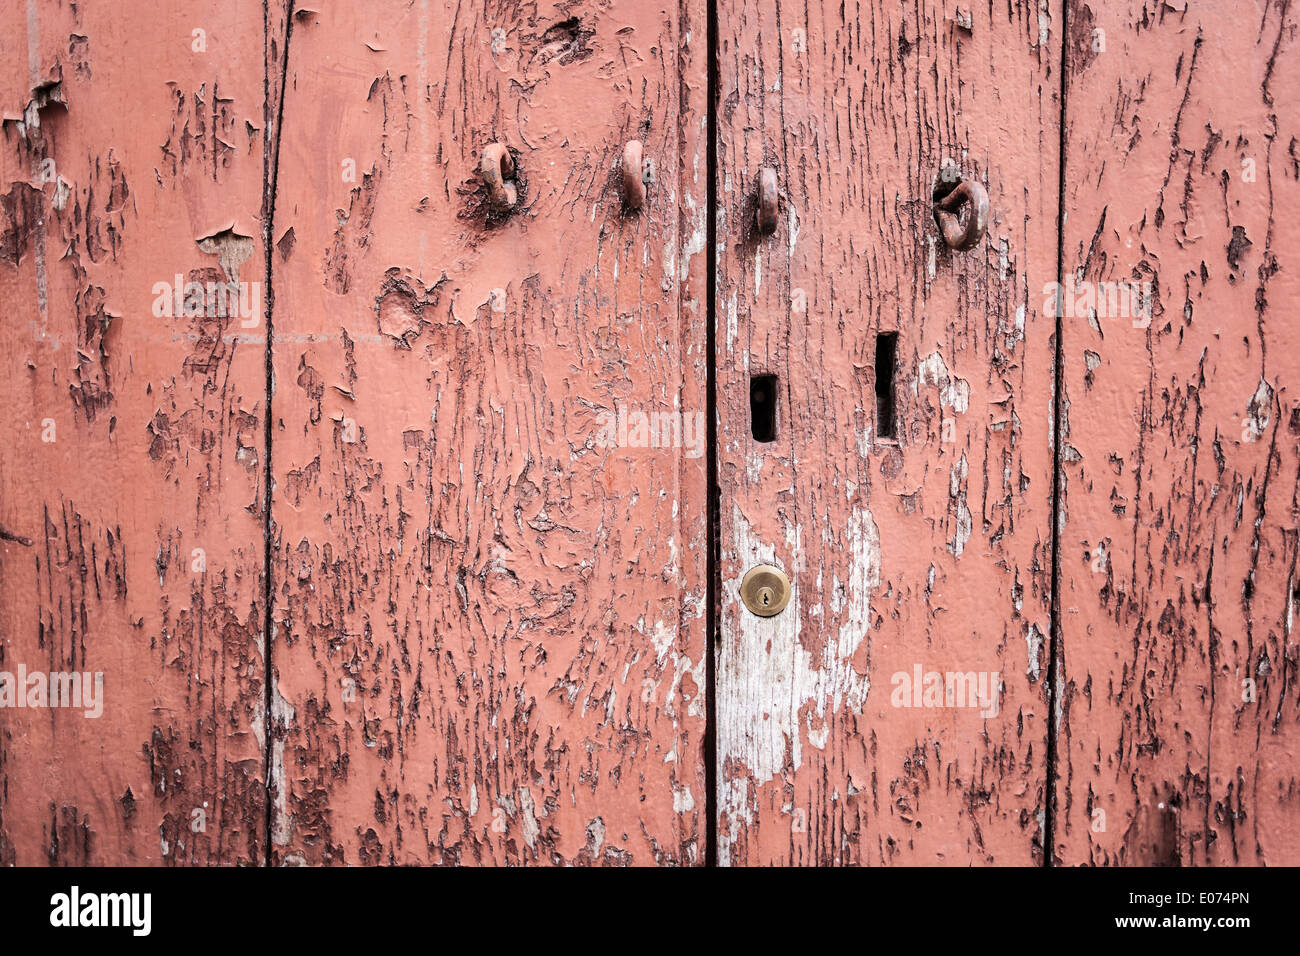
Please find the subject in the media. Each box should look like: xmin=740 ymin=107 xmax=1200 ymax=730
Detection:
xmin=622 ymin=140 xmax=646 ymax=210
xmin=934 ymin=179 xmax=989 ymax=251
xmin=480 ymin=143 xmax=517 ymax=210
xmin=756 ymin=166 xmax=778 ymax=234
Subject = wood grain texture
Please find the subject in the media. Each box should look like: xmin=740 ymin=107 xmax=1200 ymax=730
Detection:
xmin=1055 ymin=0 xmax=1300 ymax=865
xmin=0 ymin=1 xmax=269 ymax=863
xmin=4 ymin=0 xmax=1297 ymax=871
xmin=267 ymin=0 xmax=709 ymax=865
xmin=714 ymin=0 xmax=1062 ymax=865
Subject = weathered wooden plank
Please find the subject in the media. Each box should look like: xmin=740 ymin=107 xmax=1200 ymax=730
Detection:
xmin=1055 ymin=0 xmax=1300 ymax=865
xmin=268 ymin=1 xmax=709 ymax=864
xmin=0 ymin=2 xmax=269 ymax=863
xmin=714 ymin=1 xmax=1062 ymax=864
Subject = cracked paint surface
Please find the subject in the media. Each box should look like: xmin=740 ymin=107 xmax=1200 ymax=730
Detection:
xmin=715 ymin=0 xmax=1060 ymax=865
xmin=2 ymin=0 xmax=1298 ymax=869
xmin=267 ymin=0 xmax=707 ymax=865
xmin=0 ymin=0 xmax=268 ymax=864
xmin=1055 ymin=0 xmax=1300 ymax=865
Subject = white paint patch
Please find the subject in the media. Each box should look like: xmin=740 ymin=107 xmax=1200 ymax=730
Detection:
xmin=948 ymin=452 xmax=972 ymax=557
xmin=673 ymin=786 xmax=695 ymax=813
xmin=673 ymin=654 xmax=705 ymax=720
xmin=1244 ymin=378 xmax=1273 ymax=440
xmin=586 ymin=817 xmax=605 ymax=856
xmin=269 ymin=678 xmax=295 ymax=846
xmin=1008 ymin=303 xmax=1025 ymax=350
xmin=518 ymin=787 xmax=540 ymax=850
xmin=916 ymin=351 xmax=971 ymax=413
xmin=1287 ymin=575 xmax=1295 ymax=638
xmin=1025 ymin=623 xmax=1043 ymax=681
xmin=679 ymin=191 xmax=706 ymax=283
xmin=726 ymin=291 xmax=738 ymax=353
xmin=719 ymin=777 xmax=752 ymax=867
xmin=836 ymin=509 xmax=881 ymax=712
xmin=51 ymin=175 xmax=70 ymax=211
xmin=718 ymin=503 xmax=880 ymax=860
xmin=857 ymin=420 xmax=873 ymax=459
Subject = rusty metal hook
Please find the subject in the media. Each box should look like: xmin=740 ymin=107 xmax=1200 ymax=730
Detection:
xmin=756 ymin=166 xmax=778 ymax=234
xmin=933 ymin=179 xmax=989 ymax=251
xmin=480 ymin=143 xmax=517 ymax=210
xmin=622 ymin=140 xmax=646 ymax=210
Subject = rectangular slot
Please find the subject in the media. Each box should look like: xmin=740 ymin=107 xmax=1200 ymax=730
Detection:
xmin=750 ymin=374 xmax=778 ymax=443
xmin=874 ymin=332 xmax=898 ymax=440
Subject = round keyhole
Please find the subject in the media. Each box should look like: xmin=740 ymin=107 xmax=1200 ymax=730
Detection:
xmin=740 ymin=565 xmax=791 ymax=617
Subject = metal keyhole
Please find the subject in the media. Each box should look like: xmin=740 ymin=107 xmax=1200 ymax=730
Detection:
xmin=740 ymin=565 xmax=791 ymax=617
xmin=756 ymin=166 xmax=778 ymax=235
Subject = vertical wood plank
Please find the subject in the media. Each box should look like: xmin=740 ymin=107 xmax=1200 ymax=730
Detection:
xmin=715 ymin=1 xmax=1062 ymax=864
xmin=268 ymin=0 xmax=708 ymax=864
xmin=0 ymin=1 xmax=269 ymax=863
xmin=1056 ymin=0 xmax=1300 ymax=864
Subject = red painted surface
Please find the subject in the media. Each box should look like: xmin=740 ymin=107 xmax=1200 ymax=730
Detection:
xmin=1055 ymin=0 xmax=1300 ymax=865
xmin=268 ymin=0 xmax=708 ymax=865
xmin=0 ymin=0 xmax=1297 ymax=866
xmin=714 ymin=0 xmax=1060 ymax=865
xmin=0 ymin=1 xmax=268 ymax=864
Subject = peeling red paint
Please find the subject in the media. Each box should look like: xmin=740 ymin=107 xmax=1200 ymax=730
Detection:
xmin=714 ymin=0 xmax=1059 ymax=866
xmin=1 ymin=0 xmax=1297 ymax=869
xmin=267 ymin=0 xmax=708 ymax=865
xmin=1 ymin=0 xmax=267 ymax=864
xmin=1055 ymin=0 xmax=1300 ymax=865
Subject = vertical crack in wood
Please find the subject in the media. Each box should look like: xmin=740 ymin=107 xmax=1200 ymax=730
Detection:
xmin=262 ymin=0 xmax=295 ymax=867
xmin=704 ymin=0 xmax=720 ymax=869
xmin=1045 ymin=0 xmax=1069 ymax=870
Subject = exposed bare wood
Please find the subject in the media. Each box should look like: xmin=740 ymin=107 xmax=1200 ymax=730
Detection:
xmin=0 ymin=1 xmax=269 ymax=864
xmin=714 ymin=0 xmax=1061 ymax=865
xmin=1055 ymin=0 xmax=1300 ymax=865
xmin=268 ymin=0 xmax=708 ymax=865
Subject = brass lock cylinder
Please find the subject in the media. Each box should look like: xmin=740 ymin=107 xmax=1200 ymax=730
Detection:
xmin=740 ymin=564 xmax=792 ymax=617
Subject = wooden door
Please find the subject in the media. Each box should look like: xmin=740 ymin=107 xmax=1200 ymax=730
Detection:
xmin=713 ymin=1 xmax=1062 ymax=865
xmin=0 ymin=1 xmax=269 ymax=863
xmin=3 ymin=0 xmax=1299 ymax=870
xmin=1055 ymin=0 xmax=1300 ymax=865
xmin=267 ymin=1 xmax=708 ymax=865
